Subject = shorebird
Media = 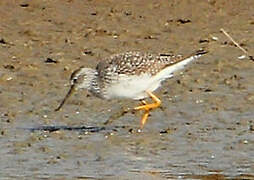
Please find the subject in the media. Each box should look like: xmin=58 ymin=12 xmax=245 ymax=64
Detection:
xmin=55 ymin=49 xmax=207 ymax=128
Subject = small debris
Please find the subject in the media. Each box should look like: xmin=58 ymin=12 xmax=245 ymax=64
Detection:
xmin=3 ymin=64 xmax=15 ymax=70
xmin=90 ymin=11 xmax=97 ymax=16
xmin=20 ymin=3 xmax=29 ymax=7
xmin=128 ymin=128 xmax=142 ymax=133
xmin=45 ymin=58 xmax=58 ymax=64
xmin=113 ymin=35 xmax=118 ymax=39
xmin=246 ymin=93 xmax=254 ymax=102
xmin=160 ymin=128 xmax=175 ymax=134
xmin=204 ymin=88 xmax=212 ymax=92
xmin=2 ymin=74 xmax=13 ymax=81
xmin=195 ymin=99 xmax=204 ymax=104
xmin=144 ymin=35 xmax=158 ymax=40
xmin=210 ymin=36 xmax=219 ymax=41
xmin=176 ymin=18 xmax=191 ymax=24
xmin=220 ymin=28 xmax=253 ymax=61
xmin=124 ymin=10 xmax=132 ymax=16
xmin=0 ymin=38 xmax=7 ymax=44
xmin=199 ymin=39 xmax=209 ymax=43
xmin=249 ymin=125 xmax=254 ymax=131
xmin=160 ymin=129 xmax=169 ymax=134
xmin=238 ymin=55 xmax=246 ymax=60
xmin=42 ymin=114 xmax=48 ymax=118
xmin=243 ymin=140 xmax=248 ymax=144
xmin=1 ymin=130 xmax=5 ymax=136
xmin=82 ymin=49 xmax=94 ymax=55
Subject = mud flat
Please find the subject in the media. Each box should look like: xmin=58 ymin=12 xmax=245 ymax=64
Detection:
xmin=0 ymin=0 xmax=253 ymax=179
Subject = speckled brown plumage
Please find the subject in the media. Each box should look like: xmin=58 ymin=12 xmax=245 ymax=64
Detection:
xmin=94 ymin=50 xmax=206 ymax=97
xmin=55 ymin=50 xmax=207 ymax=127
xmin=55 ymin=50 xmax=207 ymax=111
xmin=96 ymin=51 xmax=182 ymax=77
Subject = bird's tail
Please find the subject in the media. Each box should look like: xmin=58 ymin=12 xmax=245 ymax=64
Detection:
xmin=153 ymin=49 xmax=208 ymax=82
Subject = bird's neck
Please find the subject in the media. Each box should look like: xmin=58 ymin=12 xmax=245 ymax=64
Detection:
xmin=88 ymin=72 xmax=102 ymax=98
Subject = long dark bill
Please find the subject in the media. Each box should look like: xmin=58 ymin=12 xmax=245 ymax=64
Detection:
xmin=55 ymin=84 xmax=76 ymax=111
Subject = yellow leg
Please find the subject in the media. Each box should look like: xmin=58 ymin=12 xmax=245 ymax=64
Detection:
xmin=134 ymin=91 xmax=161 ymax=128
xmin=140 ymin=110 xmax=149 ymax=129
xmin=134 ymin=91 xmax=161 ymax=111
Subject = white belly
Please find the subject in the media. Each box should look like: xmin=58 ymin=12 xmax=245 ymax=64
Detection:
xmin=105 ymin=73 xmax=163 ymax=100
xmin=104 ymin=55 xmax=198 ymax=100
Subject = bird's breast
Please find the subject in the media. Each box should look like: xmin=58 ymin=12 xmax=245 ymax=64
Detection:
xmin=103 ymin=73 xmax=162 ymax=100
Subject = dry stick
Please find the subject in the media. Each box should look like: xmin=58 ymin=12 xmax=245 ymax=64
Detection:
xmin=220 ymin=28 xmax=253 ymax=60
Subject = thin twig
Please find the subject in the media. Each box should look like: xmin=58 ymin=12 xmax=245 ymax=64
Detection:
xmin=220 ymin=28 xmax=253 ymax=61
xmin=220 ymin=28 xmax=248 ymax=54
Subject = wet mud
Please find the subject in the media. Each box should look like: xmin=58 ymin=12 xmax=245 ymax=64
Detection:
xmin=0 ymin=0 xmax=254 ymax=179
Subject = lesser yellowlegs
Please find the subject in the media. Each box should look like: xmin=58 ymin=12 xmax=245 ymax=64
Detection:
xmin=55 ymin=49 xmax=207 ymax=128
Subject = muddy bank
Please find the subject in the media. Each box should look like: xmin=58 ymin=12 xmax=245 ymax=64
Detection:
xmin=0 ymin=0 xmax=254 ymax=179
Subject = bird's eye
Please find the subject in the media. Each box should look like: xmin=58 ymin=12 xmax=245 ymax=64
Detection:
xmin=72 ymin=77 xmax=78 ymax=84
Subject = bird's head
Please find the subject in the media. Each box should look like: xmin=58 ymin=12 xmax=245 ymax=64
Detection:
xmin=55 ymin=66 xmax=96 ymax=111
xmin=70 ymin=66 xmax=96 ymax=90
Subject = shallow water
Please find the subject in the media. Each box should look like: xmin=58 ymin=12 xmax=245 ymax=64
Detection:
xmin=1 ymin=0 xmax=254 ymax=179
